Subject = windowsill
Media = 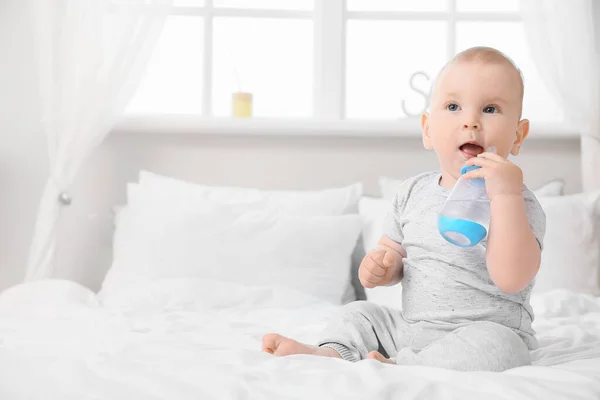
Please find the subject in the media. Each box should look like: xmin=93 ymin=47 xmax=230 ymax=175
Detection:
xmin=115 ymin=114 xmax=579 ymax=139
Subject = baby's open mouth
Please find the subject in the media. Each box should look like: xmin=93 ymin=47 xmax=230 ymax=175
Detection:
xmin=459 ymin=142 xmax=484 ymax=159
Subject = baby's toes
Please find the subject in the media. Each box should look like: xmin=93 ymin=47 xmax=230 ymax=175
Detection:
xmin=367 ymin=351 xmax=393 ymax=364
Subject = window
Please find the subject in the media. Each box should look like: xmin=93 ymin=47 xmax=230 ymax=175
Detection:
xmin=211 ymin=17 xmax=313 ymax=117
xmin=126 ymin=0 xmax=563 ymax=124
xmin=127 ymin=0 xmax=314 ymax=117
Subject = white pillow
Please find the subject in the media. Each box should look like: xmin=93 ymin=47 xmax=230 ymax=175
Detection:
xmin=534 ymin=190 xmax=600 ymax=295
xmin=379 ymin=176 xmax=565 ymax=202
xmin=123 ymin=171 xmax=365 ymax=303
xmin=135 ymin=170 xmax=362 ymax=215
xmin=532 ymin=179 xmax=566 ymax=197
xmin=359 ymin=196 xmax=391 ymax=254
xmin=102 ymin=205 xmax=363 ymax=305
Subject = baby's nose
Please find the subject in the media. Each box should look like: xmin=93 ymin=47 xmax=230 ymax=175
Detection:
xmin=462 ymin=111 xmax=481 ymax=129
xmin=462 ymin=121 xmax=480 ymax=129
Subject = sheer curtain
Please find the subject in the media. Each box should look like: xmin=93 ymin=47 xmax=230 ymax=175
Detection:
xmin=521 ymin=0 xmax=600 ymax=191
xmin=25 ymin=0 xmax=171 ymax=281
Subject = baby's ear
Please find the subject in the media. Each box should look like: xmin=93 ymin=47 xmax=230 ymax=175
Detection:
xmin=421 ymin=112 xmax=433 ymax=150
xmin=511 ymin=119 xmax=530 ymax=156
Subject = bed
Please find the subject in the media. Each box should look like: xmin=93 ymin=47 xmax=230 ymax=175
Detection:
xmin=2 ymin=132 xmax=600 ymax=399
xmin=0 ymin=279 xmax=598 ymax=399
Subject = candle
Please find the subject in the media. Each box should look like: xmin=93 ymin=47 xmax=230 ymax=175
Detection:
xmin=232 ymin=92 xmax=253 ymax=118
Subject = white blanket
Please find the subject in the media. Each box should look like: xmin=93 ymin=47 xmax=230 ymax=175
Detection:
xmin=0 ymin=279 xmax=599 ymax=400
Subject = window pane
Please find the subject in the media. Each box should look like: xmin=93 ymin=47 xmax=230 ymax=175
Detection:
xmin=213 ymin=18 xmax=313 ymax=117
xmin=456 ymin=22 xmax=563 ymax=122
xmin=126 ymin=17 xmax=203 ymax=114
xmin=174 ymin=0 xmax=204 ymax=6
xmin=214 ymin=0 xmax=313 ymax=10
xmin=346 ymin=21 xmax=447 ymax=119
xmin=456 ymin=0 xmax=519 ymax=13
xmin=347 ymin=0 xmax=447 ymax=12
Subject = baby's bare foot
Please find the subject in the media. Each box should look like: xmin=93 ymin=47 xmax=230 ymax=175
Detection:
xmin=262 ymin=333 xmax=341 ymax=358
xmin=367 ymin=351 xmax=394 ymax=364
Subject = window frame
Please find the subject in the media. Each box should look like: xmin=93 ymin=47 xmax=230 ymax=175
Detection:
xmin=119 ymin=0 xmax=575 ymax=138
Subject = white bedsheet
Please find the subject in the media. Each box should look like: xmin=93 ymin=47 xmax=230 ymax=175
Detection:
xmin=0 ymin=279 xmax=599 ymax=400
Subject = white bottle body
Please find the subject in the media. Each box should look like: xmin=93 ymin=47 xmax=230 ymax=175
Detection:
xmin=438 ymin=171 xmax=490 ymax=247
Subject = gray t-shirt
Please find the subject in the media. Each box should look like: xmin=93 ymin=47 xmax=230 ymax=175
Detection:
xmin=383 ymin=171 xmax=546 ymax=349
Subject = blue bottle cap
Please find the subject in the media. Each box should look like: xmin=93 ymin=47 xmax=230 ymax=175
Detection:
xmin=460 ymin=165 xmax=480 ymax=175
xmin=460 ymin=165 xmax=486 ymax=188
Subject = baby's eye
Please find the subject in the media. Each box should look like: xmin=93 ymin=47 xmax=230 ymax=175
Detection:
xmin=447 ymin=103 xmax=460 ymax=112
xmin=483 ymin=105 xmax=497 ymax=113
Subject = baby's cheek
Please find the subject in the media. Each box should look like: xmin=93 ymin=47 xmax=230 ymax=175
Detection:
xmin=494 ymin=144 xmax=513 ymax=159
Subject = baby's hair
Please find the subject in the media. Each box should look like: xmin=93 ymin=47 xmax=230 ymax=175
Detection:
xmin=430 ymin=46 xmax=525 ymax=113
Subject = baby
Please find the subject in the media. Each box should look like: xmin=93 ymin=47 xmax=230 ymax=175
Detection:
xmin=262 ymin=46 xmax=546 ymax=372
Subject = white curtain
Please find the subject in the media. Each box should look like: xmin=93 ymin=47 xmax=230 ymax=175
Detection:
xmin=521 ymin=0 xmax=600 ymax=191
xmin=25 ymin=0 xmax=171 ymax=281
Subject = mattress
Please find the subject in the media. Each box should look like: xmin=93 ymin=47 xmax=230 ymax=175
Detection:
xmin=0 ymin=278 xmax=598 ymax=400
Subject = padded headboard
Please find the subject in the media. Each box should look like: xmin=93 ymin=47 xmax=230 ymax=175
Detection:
xmin=54 ymin=130 xmax=581 ymax=292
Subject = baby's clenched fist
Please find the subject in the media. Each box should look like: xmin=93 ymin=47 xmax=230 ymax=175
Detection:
xmin=358 ymin=247 xmax=403 ymax=289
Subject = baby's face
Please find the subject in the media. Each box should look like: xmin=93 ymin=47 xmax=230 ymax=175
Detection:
xmin=422 ymin=61 xmax=528 ymax=181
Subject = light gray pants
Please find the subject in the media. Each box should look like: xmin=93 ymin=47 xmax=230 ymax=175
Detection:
xmin=318 ymin=301 xmax=531 ymax=372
